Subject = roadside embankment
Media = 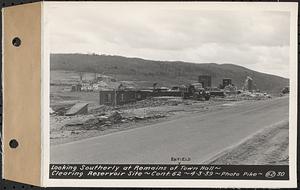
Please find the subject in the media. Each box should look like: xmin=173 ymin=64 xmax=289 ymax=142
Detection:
xmin=206 ymin=120 xmax=289 ymax=165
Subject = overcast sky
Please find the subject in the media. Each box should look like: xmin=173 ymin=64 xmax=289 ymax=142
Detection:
xmin=46 ymin=3 xmax=290 ymax=78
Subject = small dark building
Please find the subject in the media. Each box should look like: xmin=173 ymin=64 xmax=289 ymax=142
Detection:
xmin=222 ymin=78 xmax=232 ymax=87
xmin=71 ymin=84 xmax=82 ymax=92
xmin=198 ymin=75 xmax=212 ymax=88
xmin=99 ymin=90 xmax=114 ymax=106
xmin=99 ymin=90 xmax=137 ymax=106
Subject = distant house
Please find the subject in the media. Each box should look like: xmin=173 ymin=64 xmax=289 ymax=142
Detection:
xmin=71 ymin=84 xmax=82 ymax=92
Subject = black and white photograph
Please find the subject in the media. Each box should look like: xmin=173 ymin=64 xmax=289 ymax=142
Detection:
xmin=44 ymin=2 xmax=297 ymax=187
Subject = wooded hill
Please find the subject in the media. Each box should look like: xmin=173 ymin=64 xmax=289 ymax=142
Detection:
xmin=51 ymin=53 xmax=288 ymax=93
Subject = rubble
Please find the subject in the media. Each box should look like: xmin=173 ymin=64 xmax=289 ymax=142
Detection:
xmin=50 ymin=72 xmax=282 ymax=145
xmin=89 ymin=105 xmax=111 ymax=114
xmin=62 ymin=110 xmax=167 ymax=131
xmin=240 ymin=91 xmax=271 ymax=100
xmin=132 ymin=114 xmax=165 ymax=121
xmin=116 ymin=97 xmax=183 ymax=110
xmin=56 ymin=91 xmax=272 ymax=134
xmin=64 ymin=111 xmax=121 ymax=129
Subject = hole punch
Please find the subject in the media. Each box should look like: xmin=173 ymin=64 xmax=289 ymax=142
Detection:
xmin=12 ymin=37 xmax=21 ymax=47
xmin=9 ymin=139 xmax=19 ymax=148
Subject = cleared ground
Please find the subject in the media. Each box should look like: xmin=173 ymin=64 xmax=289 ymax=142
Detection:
xmin=50 ymin=96 xmax=246 ymax=145
xmin=50 ymin=96 xmax=288 ymax=164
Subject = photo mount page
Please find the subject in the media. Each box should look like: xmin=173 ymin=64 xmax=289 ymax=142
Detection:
xmin=40 ymin=2 xmax=298 ymax=188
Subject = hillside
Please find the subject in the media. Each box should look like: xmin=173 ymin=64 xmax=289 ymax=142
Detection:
xmin=50 ymin=54 xmax=289 ymax=93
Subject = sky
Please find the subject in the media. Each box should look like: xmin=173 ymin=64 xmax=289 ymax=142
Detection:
xmin=45 ymin=3 xmax=291 ymax=78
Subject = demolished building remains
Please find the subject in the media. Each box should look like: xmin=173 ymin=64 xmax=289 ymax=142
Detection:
xmin=198 ymin=75 xmax=212 ymax=88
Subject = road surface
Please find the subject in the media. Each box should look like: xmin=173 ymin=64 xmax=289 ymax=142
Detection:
xmin=51 ymin=96 xmax=289 ymax=164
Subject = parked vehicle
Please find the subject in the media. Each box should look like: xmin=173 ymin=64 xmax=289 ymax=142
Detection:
xmin=281 ymin=86 xmax=289 ymax=94
xmin=183 ymin=83 xmax=210 ymax=101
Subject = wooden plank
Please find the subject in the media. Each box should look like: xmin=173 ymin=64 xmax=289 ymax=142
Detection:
xmin=65 ymin=102 xmax=89 ymax=116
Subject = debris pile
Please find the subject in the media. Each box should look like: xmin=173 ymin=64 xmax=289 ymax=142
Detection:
xmin=240 ymin=91 xmax=271 ymax=99
xmin=89 ymin=105 xmax=112 ymax=114
xmin=221 ymin=92 xmax=271 ymax=101
xmin=62 ymin=110 xmax=167 ymax=131
xmin=243 ymin=76 xmax=256 ymax=92
xmin=63 ymin=111 xmax=122 ymax=130
xmin=116 ymin=97 xmax=183 ymax=110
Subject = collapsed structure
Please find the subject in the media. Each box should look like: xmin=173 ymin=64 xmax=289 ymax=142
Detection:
xmin=51 ymin=72 xmax=278 ymax=119
xmin=198 ymin=75 xmax=212 ymax=88
xmin=99 ymin=90 xmax=183 ymax=106
xmin=222 ymin=78 xmax=232 ymax=88
xmin=243 ymin=76 xmax=256 ymax=91
xmin=98 ymin=75 xmax=256 ymax=106
xmin=66 ymin=70 xmax=275 ymax=108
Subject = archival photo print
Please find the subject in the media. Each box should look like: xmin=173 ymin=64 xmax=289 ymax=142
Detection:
xmin=46 ymin=2 xmax=296 ymax=183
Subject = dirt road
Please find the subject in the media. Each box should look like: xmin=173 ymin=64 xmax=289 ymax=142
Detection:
xmin=50 ymin=96 xmax=288 ymax=164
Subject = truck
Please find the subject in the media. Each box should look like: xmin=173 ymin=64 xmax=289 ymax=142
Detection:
xmin=280 ymin=86 xmax=289 ymax=96
xmin=183 ymin=83 xmax=210 ymax=101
